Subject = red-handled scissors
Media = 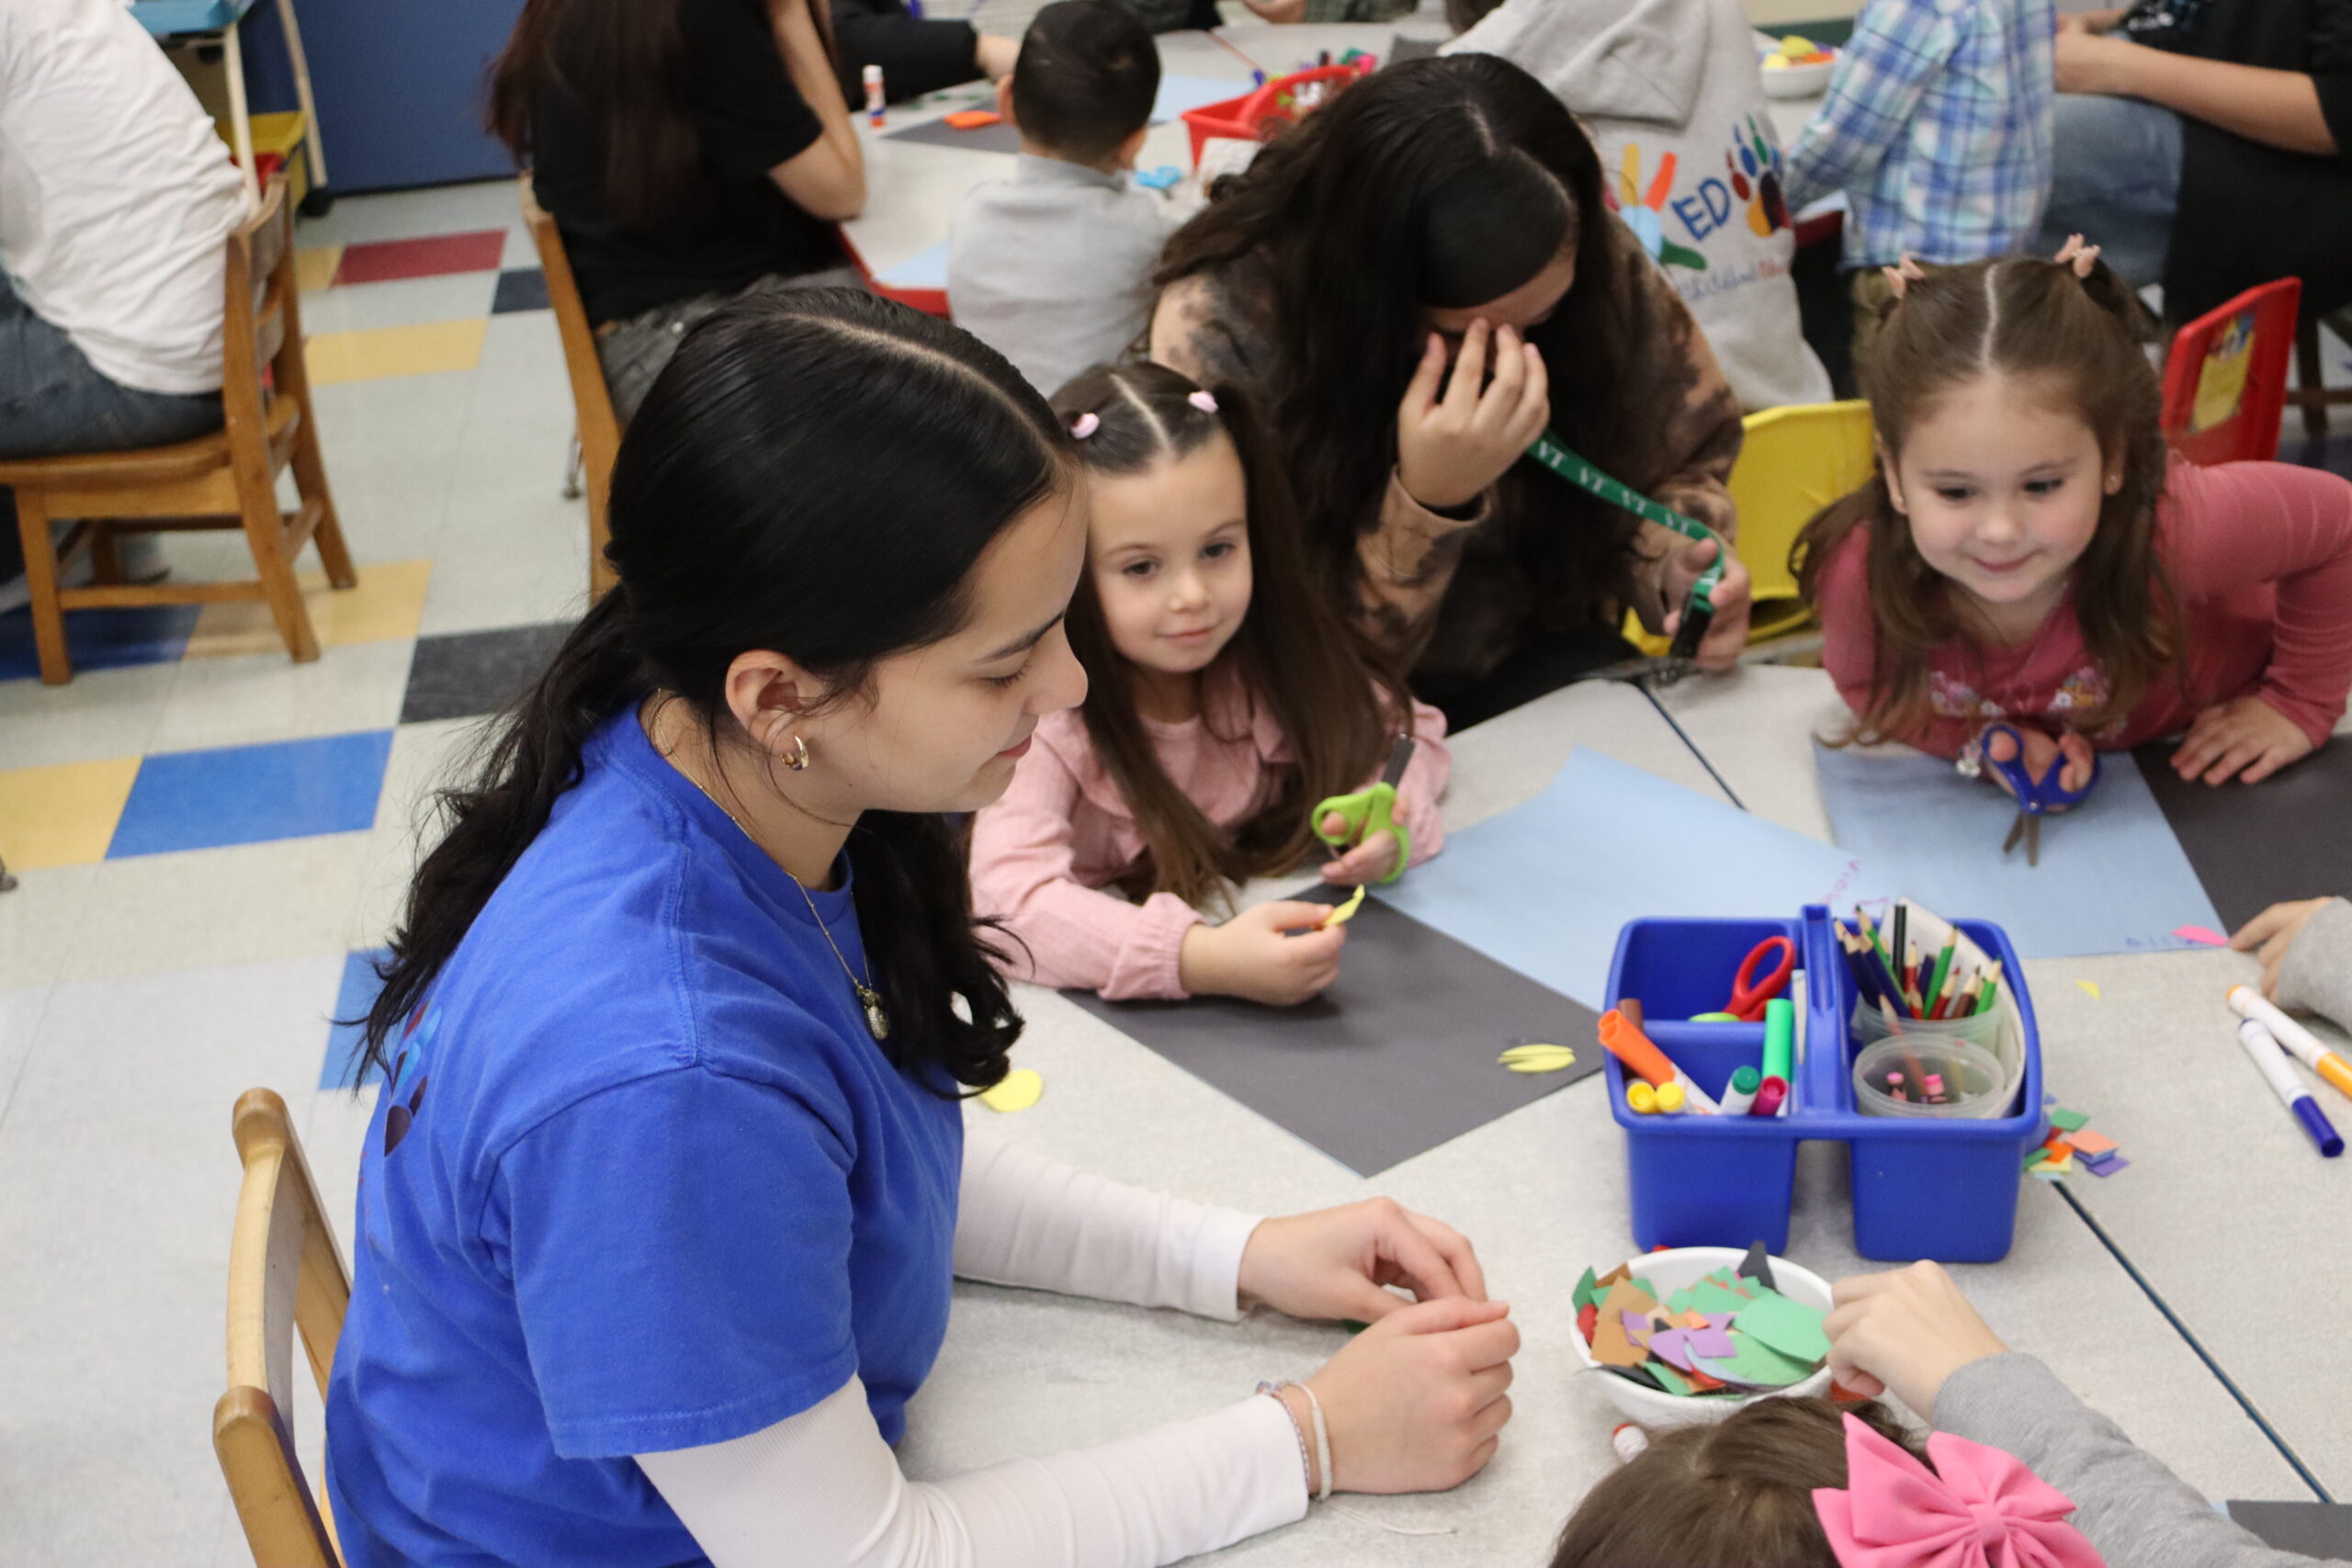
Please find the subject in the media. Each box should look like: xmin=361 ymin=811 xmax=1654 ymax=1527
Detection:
xmin=1726 ymin=935 xmax=1795 ymax=1022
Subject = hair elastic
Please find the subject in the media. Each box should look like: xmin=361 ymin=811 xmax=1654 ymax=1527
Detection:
xmin=1187 ymin=389 xmax=1218 ymax=413
xmin=1069 ymin=412 xmax=1100 ymax=439
xmin=2052 ymin=232 xmax=2103 ymax=277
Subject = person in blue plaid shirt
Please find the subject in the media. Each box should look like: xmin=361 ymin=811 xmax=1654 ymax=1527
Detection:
xmin=1781 ymin=0 xmax=2056 ymax=366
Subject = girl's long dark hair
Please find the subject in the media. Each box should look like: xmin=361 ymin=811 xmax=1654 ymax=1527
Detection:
xmin=359 ymin=289 xmax=1069 ymax=1091
xmin=489 ymin=0 xmax=774 ymax=225
xmin=1157 ymin=54 xmax=1645 ymax=636
xmin=1048 ymin=363 xmax=1410 ymax=910
xmin=1793 ymin=255 xmax=2180 ymax=742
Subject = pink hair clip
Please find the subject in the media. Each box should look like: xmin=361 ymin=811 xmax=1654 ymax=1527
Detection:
xmin=1069 ymin=412 xmax=1100 ymax=439
xmin=1187 ymin=389 xmax=1218 ymax=413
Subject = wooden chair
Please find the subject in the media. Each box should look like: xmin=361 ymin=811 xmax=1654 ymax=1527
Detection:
xmin=520 ymin=175 xmax=621 ymax=599
xmin=215 ymin=1088 xmax=350 ymax=1568
xmin=2291 ymin=304 xmax=2352 ymax=440
xmin=2161 ymin=277 xmax=2301 ymax=466
xmin=0 ymin=176 xmax=353 ymax=684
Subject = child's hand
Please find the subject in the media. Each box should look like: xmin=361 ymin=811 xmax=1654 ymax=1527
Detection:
xmin=1824 ymin=1261 xmax=2009 ymax=1420
xmin=1395 ymin=321 xmax=1550 ymax=513
xmin=1301 ymin=1295 xmax=1519 ymax=1494
xmin=1178 ymin=900 xmax=1345 ymax=1006
xmin=1660 ymin=537 xmax=1752 ymax=670
xmin=1983 ymin=725 xmax=2095 ymax=800
xmin=1319 ymin=813 xmax=1403 ymax=885
xmin=1239 ymin=1197 xmax=1486 ymax=1321
xmin=2232 ymin=897 xmax=2335 ymax=999
xmin=2171 ymin=694 xmax=2312 ymax=784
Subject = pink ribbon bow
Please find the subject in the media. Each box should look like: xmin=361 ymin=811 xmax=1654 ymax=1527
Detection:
xmin=1813 ymin=1415 xmax=2108 ymax=1568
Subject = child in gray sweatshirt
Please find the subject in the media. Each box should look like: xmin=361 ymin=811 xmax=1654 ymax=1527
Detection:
xmin=2235 ymin=897 xmax=2352 ymax=1027
xmin=1551 ymin=1261 xmax=2344 ymax=1567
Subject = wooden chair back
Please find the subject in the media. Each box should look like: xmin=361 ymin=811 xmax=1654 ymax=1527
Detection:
xmin=2162 ymin=276 xmax=2301 ymax=466
xmin=214 ymin=1088 xmax=351 ymax=1568
xmin=521 ymin=175 xmax=621 ymax=598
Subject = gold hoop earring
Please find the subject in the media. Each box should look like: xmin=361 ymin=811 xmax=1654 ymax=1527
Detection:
xmin=782 ymin=734 xmax=811 ymax=772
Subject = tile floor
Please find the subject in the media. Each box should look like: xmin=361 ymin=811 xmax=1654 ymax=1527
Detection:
xmin=2 ymin=175 xmax=2350 ymax=1563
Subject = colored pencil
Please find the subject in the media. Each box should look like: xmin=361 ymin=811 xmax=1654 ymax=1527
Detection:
xmin=1925 ymin=933 xmax=1959 ymax=1012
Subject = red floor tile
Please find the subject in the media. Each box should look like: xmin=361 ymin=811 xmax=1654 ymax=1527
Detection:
xmin=332 ymin=230 xmax=508 ymax=287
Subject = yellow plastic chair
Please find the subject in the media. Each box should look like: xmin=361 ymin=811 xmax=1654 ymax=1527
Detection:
xmin=1623 ymin=399 xmax=1876 ymax=655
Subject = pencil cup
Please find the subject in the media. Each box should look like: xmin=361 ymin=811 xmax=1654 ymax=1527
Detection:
xmin=1849 ymin=1001 xmax=2018 ymax=1110
xmin=1851 ymin=1036 xmax=2007 ymax=1119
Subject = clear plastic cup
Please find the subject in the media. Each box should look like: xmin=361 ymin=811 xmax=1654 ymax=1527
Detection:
xmin=1851 ymin=1033 xmax=2010 ymax=1119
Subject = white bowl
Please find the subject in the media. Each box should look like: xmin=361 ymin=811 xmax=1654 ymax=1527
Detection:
xmin=1762 ymin=56 xmax=1836 ymax=98
xmin=1571 ymin=1247 xmax=1835 ymax=1427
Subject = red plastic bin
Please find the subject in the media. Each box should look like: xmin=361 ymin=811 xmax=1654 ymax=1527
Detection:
xmin=1181 ymin=61 xmax=1374 ymax=165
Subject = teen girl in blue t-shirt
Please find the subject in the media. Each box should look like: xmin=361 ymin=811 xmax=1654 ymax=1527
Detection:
xmin=323 ymin=290 xmax=1520 ymax=1567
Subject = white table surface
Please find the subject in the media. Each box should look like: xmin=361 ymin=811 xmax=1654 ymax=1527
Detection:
xmin=1655 ymin=663 xmax=2352 ymax=1500
xmin=906 ymin=677 xmax=2318 ymax=1567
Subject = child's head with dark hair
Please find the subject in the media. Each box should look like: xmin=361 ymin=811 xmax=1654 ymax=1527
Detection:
xmin=1047 ymin=360 xmax=1408 ymax=909
xmin=1551 ymin=1398 xmax=1928 ymax=1568
xmin=1793 ymin=252 xmax=2180 ymax=743
xmin=1008 ymin=0 xmax=1160 ymax=168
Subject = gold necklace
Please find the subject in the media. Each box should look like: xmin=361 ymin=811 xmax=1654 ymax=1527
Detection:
xmin=676 ymin=762 xmax=891 ymax=1043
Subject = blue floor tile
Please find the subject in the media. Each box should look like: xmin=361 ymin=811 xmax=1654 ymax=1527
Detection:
xmin=321 ymin=946 xmax=393 ymax=1089
xmin=0 ymin=602 xmax=201 ymax=682
xmin=107 ymin=728 xmax=394 ymax=857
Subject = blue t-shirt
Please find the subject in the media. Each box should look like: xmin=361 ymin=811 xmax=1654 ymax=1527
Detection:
xmin=325 ymin=711 xmax=964 ymax=1567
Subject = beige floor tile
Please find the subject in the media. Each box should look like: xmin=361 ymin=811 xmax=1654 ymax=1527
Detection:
xmin=149 ymin=637 xmax=411 ymax=756
xmin=57 ymin=832 xmax=372 ymax=985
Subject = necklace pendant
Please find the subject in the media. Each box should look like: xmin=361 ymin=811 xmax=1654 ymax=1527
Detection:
xmin=857 ymin=983 xmax=891 ymax=1042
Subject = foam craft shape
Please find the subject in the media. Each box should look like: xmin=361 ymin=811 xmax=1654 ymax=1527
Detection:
xmin=2069 ymin=1129 xmax=2120 ymax=1156
xmin=1647 ymin=1362 xmax=1695 ymax=1396
xmin=1689 ymin=1325 xmax=1737 ymax=1359
xmin=1321 ymin=883 xmax=1367 ymax=926
xmin=2175 ymin=924 xmax=2230 ymax=946
xmin=1499 ymin=1043 xmax=1577 ymax=1073
xmin=2050 ymin=1107 xmax=2090 ymax=1132
xmin=1736 ymin=1292 xmax=1832 ymax=1362
xmin=1738 ymin=1240 xmax=1778 ymax=1290
xmin=978 ymin=1068 xmax=1043 ymax=1112
xmin=1649 ymin=1328 xmax=1697 ymax=1370
xmin=1812 ymin=742 xmax=2221 ymax=958
xmin=1573 ymin=1266 xmax=1601 ymax=1309
xmin=2086 ymin=1156 xmax=2131 ymax=1177
xmin=1590 ymin=1281 xmax=1657 ymax=1368
xmin=2077 ymin=980 xmax=2103 ymax=1000
xmin=1379 ymin=747 xmax=1900 ymax=1006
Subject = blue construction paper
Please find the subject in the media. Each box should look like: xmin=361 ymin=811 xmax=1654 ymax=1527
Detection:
xmin=1154 ymin=74 xmax=1246 ymax=121
xmin=876 ymin=240 xmax=949 ymax=289
xmin=1812 ymin=743 xmax=2222 ymax=958
xmin=1376 ymin=748 xmax=1896 ymax=1008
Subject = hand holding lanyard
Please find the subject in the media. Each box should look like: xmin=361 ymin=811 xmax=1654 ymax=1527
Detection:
xmin=1525 ymin=429 xmax=1725 ymax=661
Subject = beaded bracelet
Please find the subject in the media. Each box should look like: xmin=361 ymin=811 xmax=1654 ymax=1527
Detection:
xmin=1253 ymin=1380 xmax=1321 ymax=1500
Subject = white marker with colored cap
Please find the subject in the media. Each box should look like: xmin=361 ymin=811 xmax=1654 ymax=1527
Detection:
xmin=2230 ymin=986 xmax=2352 ymax=1102
xmin=2237 ymin=1018 xmax=2344 ymax=1157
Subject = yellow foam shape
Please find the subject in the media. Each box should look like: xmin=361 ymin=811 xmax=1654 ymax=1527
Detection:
xmin=304 ymin=319 xmax=487 ymax=387
xmin=0 ymin=755 xmax=141 ymax=869
xmin=1499 ymin=1043 xmax=1577 ymax=1075
xmin=1322 ymin=884 xmax=1367 ymax=926
xmin=979 ymin=1067 xmax=1043 ymax=1112
xmin=185 ymin=558 xmax=434 ymax=657
xmin=1780 ymin=34 xmax=1815 ymax=52
xmin=2076 ymin=980 xmax=2101 ymax=1001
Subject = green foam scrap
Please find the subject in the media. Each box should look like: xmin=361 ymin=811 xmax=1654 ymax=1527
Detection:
xmin=1712 ymin=1330 xmax=1818 ymax=1388
xmin=1734 ymin=1290 xmax=1832 ymax=1363
xmin=1631 ymin=1276 xmax=1663 ymax=1303
xmin=2023 ymin=1145 xmax=2055 ymax=1171
xmin=1573 ymin=1266 xmax=1600 ymax=1309
xmin=1647 ymin=1361 xmax=1695 ymax=1397
xmin=2049 ymin=1108 xmax=2091 ymax=1132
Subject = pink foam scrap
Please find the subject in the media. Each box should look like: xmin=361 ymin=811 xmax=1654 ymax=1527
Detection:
xmin=2173 ymin=924 xmax=2229 ymax=947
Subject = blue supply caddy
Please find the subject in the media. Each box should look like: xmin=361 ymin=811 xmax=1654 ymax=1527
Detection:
xmin=1603 ymin=904 xmax=2044 ymax=1263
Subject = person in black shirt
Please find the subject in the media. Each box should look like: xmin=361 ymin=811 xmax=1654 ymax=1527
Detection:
xmin=492 ymin=0 xmax=868 ymax=420
xmin=829 ymin=0 xmax=1019 ymax=107
xmin=2035 ymin=0 xmax=2352 ymax=323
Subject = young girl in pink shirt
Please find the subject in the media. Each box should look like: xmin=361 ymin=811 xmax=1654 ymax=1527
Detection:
xmin=969 ymin=361 xmax=1450 ymax=1005
xmin=1798 ymin=243 xmax=2352 ymax=795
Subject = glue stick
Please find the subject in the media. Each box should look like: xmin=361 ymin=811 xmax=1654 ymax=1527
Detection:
xmin=2231 ymin=986 xmax=2352 ymax=1101
xmin=1654 ymin=1081 xmax=1689 ymax=1116
xmin=1718 ymin=1065 xmax=1761 ymax=1117
xmin=863 ymin=63 xmax=887 ymax=126
xmin=1598 ymin=1010 xmax=1720 ymax=1114
xmin=1626 ymin=1082 xmax=1659 ymax=1116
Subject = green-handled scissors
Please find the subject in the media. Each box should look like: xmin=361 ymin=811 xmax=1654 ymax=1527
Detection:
xmin=1312 ymin=736 xmax=1417 ymax=885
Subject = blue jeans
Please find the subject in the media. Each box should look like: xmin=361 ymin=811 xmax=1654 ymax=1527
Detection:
xmin=2033 ymin=94 xmax=2184 ymax=294
xmin=1 ymin=273 xmax=223 ymax=583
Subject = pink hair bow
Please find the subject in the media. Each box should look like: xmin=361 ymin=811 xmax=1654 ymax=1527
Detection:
xmin=1814 ymin=1416 xmax=2107 ymax=1568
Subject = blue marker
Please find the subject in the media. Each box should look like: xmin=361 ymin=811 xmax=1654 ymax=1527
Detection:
xmin=2239 ymin=1019 xmax=2344 ymax=1157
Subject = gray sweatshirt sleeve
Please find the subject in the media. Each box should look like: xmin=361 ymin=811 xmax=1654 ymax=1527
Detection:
xmin=1932 ymin=1354 xmax=2346 ymax=1568
xmin=2275 ymin=898 xmax=2352 ymax=1030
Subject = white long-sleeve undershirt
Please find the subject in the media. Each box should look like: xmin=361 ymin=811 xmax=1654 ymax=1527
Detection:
xmin=635 ymin=1125 xmax=1311 ymax=1568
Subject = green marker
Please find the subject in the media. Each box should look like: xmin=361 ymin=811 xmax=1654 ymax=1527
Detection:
xmin=1761 ymin=998 xmax=1795 ymax=1098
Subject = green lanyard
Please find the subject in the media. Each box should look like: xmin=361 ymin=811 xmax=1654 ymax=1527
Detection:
xmin=1525 ymin=430 xmax=1724 ymax=611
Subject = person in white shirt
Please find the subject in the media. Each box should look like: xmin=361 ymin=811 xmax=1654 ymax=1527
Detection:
xmin=947 ymin=0 xmax=1173 ymax=397
xmin=0 ymin=0 xmax=245 ymax=605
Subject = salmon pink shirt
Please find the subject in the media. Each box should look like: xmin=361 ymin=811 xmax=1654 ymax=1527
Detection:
xmin=970 ymin=683 xmax=1450 ymax=1000
xmin=1819 ymin=457 xmax=2352 ymax=756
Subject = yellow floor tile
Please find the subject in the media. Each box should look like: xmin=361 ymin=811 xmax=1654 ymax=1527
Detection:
xmin=0 ymin=756 xmax=141 ymax=870
xmin=304 ymin=319 xmax=487 ymax=387
xmin=295 ymin=244 xmax=344 ymax=294
xmin=182 ymin=558 xmax=435 ymax=659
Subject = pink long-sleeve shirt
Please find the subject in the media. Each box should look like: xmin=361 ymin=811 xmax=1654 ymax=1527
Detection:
xmin=1820 ymin=456 xmax=2352 ymax=757
xmin=969 ymin=684 xmax=1451 ymax=1000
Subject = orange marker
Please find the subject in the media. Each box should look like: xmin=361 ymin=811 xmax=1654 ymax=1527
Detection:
xmin=1598 ymin=1010 xmax=1719 ymax=1114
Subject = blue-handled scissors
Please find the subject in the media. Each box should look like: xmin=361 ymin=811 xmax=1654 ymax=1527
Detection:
xmin=1725 ymin=934 xmax=1795 ymax=1021
xmin=1979 ymin=722 xmax=2101 ymax=867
